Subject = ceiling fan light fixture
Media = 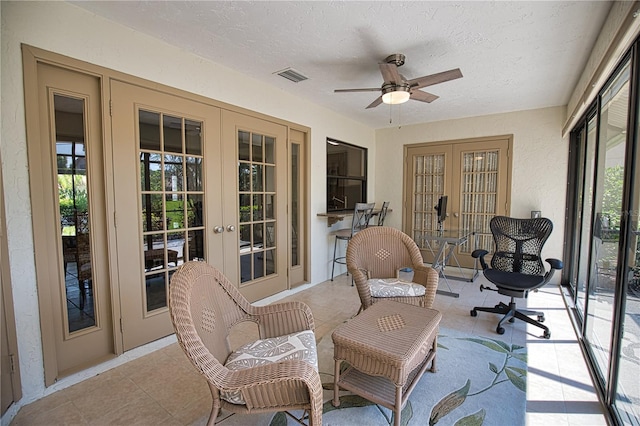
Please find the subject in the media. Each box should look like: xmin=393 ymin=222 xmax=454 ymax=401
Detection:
xmin=381 ymin=83 xmax=410 ymax=105
xmin=382 ymin=90 xmax=411 ymax=105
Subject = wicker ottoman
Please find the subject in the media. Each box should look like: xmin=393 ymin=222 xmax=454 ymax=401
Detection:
xmin=332 ymin=300 xmax=442 ymax=426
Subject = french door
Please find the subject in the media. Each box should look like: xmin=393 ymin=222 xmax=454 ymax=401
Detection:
xmin=404 ymin=137 xmax=512 ymax=268
xmin=112 ymin=82 xmax=288 ymax=350
xmin=30 ymin=63 xmax=114 ymax=383
xmin=222 ymin=111 xmax=288 ymax=302
xmin=111 ymin=81 xmax=222 ymax=350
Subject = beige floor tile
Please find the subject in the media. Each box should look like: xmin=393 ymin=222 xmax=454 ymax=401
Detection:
xmin=10 ymin=390 xmax=70 ymax=419
xmin=70 ymin=377 xmax=147 ymax=423
xmin=91 ymin=391 xmax=172 ymax=425
xmin=11 ymin=400 xmax=87 ymax=426
xmin=9 ymin=275 xmax=608 ymax=426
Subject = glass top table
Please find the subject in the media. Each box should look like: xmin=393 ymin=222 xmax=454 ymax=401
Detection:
xmin=416 ymin=229 xmax=480 ymax=298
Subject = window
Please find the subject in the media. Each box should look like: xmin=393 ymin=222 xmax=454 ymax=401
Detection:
xmin=564 ymin=42 xmax=640 ymax=425
xmin=326 ymin=138 xmax=367 ymax=211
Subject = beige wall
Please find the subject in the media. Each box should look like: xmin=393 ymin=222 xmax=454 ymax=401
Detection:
xmin=375 ymin=106 xmax=568 ymax=265
xmin=1 ymin=0 xmax=374 ymax=404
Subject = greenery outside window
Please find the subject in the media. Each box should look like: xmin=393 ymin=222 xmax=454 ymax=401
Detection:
xmin=326 ymin=138 xmax=367 ymax=211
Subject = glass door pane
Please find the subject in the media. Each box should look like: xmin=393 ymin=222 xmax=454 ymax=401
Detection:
xmin=239 ymin=131 xmax=277 ymax=283
xmin=585 ymin=61 xmax=630 ymax=381
xmin=54 ymin=94 xmax=97 ymax=333
xmin=411 ymin=153 xmax=446 ymax=243
xmin=458 ymin=149 xmax=499 ymax=255
xmin=139 ymin=110 xmax=204 ymax=312
xmin=576 ymin=116 xmax=598 ymax=319
xmin=615 ymin=68 xmax=640 ymax=422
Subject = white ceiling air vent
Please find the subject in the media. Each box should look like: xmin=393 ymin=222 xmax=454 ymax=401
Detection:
xmin=275 ymin=67 xmax=308 ymax=83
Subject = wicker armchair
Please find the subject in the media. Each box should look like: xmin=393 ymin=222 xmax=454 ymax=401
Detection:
xmin=346 ymin=226 xmax=439 ymax=311
xmin=169 ymin=262 xmax=322 ymax=425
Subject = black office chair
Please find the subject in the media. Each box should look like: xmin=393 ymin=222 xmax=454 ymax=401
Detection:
xmin=470 ymin=216 xmax=563 ymax=339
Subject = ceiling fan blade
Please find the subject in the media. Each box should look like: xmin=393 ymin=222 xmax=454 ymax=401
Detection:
xmin=334 ymin=88 xmax=381 ymax=93
xmin=366 ymin=96 xmax=383 ymax=109
xmin=410 ymin=90 xmax=439 ymax=103
xmin=408 ymin=68 xmax=463 ymax=90
xmin=379 ymin=63 xmax=403 ymax=84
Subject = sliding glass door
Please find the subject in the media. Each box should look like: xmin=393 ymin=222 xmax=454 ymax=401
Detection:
xmin=565 ymin=44 xmax=640 ymax=425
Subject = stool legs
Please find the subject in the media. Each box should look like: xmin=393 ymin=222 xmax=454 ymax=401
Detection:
xmin=331 ymin=236 xmax=338 ymax=281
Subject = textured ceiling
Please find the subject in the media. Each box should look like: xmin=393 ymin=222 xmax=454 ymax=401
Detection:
xmin=70 ymin=1 xmax=613 ymax=129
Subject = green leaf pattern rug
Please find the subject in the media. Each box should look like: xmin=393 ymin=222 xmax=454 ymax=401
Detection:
xmin=217 ymin=327 xmax=527 ymax=425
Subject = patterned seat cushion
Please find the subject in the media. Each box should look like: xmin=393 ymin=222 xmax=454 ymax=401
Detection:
xmin=368 ymin=278 xmax=426 ymax=297
xmin=222 ymin=329 xmax=318 ymax=405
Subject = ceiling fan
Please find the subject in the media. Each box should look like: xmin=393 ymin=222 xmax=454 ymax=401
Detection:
xmin=334 ymin=54 xmax=463 ymax=109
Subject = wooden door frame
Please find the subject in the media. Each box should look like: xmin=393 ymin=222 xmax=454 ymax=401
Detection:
xmin=22 ymin=44 xmax=311 ymax=382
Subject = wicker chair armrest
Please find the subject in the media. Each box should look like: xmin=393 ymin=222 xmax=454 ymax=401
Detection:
xmin=410 ymin=264 xmax=439 ymax=309
xmin=249 ymin=301 xmax=315 ymax=338
xmin=224 ymin=360 xmax=323 ymax=411
xmin=350 ymin=267 xmax=374 ymax=309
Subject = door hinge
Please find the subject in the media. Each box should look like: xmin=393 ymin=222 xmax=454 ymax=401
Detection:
xmin=109 ymin=99 xmax=113 ymax=117
xmin=9 ymin=354 xmax=16 ymax=374
xmin=119 ymin=318 xmax=123 ymax=332
xmin=113 ymin=211 xmax=117 ymax=228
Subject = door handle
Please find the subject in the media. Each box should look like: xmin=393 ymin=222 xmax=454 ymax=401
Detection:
xmin=213 ymin=226 xmax=224 ymax=234
xmin=226 ymin=225 xmax=236 ymax=232
xmin=453 ymin=212 xmax=459 ymax=218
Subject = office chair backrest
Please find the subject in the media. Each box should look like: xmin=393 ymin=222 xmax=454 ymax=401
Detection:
xmin=490 ymin=216 xmax=553 ymax=275
xmin=350 ymin=202 xmax=375 ymax=235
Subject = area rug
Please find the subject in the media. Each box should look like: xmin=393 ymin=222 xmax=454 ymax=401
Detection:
xmin=217 ymin=327 xmax=527 ymax=426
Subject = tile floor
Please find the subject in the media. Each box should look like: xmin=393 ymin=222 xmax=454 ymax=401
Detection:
xmin=9 ymin=272 xmax=607 ymax=425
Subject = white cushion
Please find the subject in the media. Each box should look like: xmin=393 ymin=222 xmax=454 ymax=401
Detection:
xmin=222 ymin=329 xmax=318 ymax=405
xmin=368 ymin=278 xmax=426 ymax=298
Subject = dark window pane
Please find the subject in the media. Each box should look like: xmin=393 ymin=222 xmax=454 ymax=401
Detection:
xmin=240 ymin=254 xmax=251 ymax=283
xmin=252 ymin=133 xmax=263 ymax=162
xmin=327 ymin=140 xmax=366 ymax=177
xmin=253 ymin=194 xmax=263 ymax=221
xmin=239 ymin=194 xmax=251 ymax=223
xmin=140 ymin=152 xmax=162 ymax=191
xmin=187 ymin=194 xmax=203 ymax=227
xmin=238 ymin=131 xmax=250 ymax=161
xmin=239 ymin=162 xmax=251 ymax=191
xmin=253 ymin=252 xmax=264 ymax=279
xmin=187 ymin=230 xmax=205 ymax=261
xmin=185 ymin=119 xmax=202 ymax=155
xmin=145 ymin=272 xmax=167 ymax=311
xmin=163 ymin=115 xmax=182 ymax=153
xmin=327 ymin=178 xmax=365 ymax=211
xmin=265 ymin=136 xmax=275 ymax=164
xmin=141 ymin=194 xmax=164 ymax=232
xmin=139 ymin=110 xmax=161 ymax=151
xmin=165 ymin=194 xmax=184 ymax=230
xmin=164 ymin=155 xmax=183 ymax=192
xmin=252 ymin=164 xmax=263 ymax=192
xmin=186 ymin=157 xmax=202 ymax=191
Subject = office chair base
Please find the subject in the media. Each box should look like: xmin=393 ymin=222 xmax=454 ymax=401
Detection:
xmin=470 ymin=301 xmax=550 ymax=339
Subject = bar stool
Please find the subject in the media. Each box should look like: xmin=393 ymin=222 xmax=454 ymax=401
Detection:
xmin=331 ymin=202 xmax=375 ymax=281
xmin=375 ymin=201 xmax=390 ymax=226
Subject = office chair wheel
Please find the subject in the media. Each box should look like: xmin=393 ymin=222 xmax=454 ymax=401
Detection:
xmin=496 ymin=326 xmax=505 ymax=335
xmin=508 ymin=317 xmax=515 ymax=323
xmin=543 ymin=330 xmax=551 ymax=339
xmin=470 ymin=309 xmax=477 ymax=317
xmin=538 ymin=315 xmax=545 ymax=322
